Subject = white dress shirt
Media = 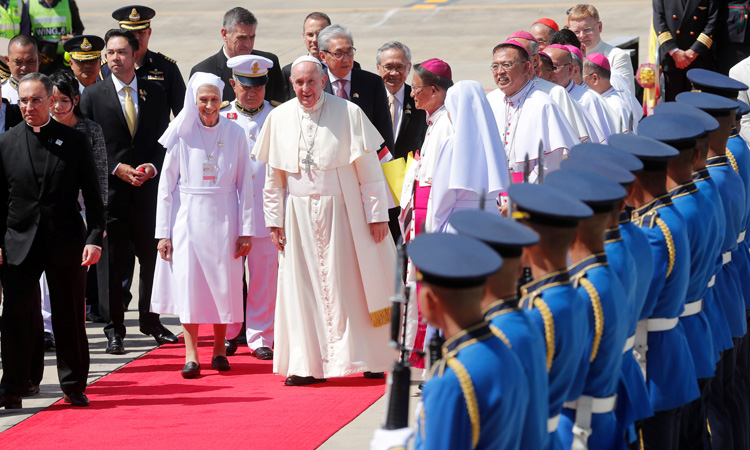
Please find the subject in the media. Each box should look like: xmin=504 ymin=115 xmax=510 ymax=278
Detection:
xmin=387 ymin=84 xmax=405 ymax=142
xmin=111 ymin=73 xmax=140 ymax=120
xmin=327 ymin=69 xmax=352 ymax=99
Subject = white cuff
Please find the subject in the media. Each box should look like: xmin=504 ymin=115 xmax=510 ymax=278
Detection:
xmin=263 ymin=188 xmax=286 ymax=228
xmin=360 ymin=180 xmax=389 ymax=223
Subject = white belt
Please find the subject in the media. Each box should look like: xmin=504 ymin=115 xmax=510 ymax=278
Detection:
xmin=548 ymin=414 xmax=561 ymax=432
xmin=708 ymin=275 xmax=716 ymax=288
xmin=564 ymin=395 xmax=618 ymax=414
xmin=739 ymin=231 xmax=747 ymax=243
xmin=723 ymin=252 xmax=732 ymax=265
xmin=646 ymin=317 xmax=679 ymax=332
xmin=623 ymin=334 xmax=635 ymax=353
xmin=680 ymin=299 xmax=703 ymax=317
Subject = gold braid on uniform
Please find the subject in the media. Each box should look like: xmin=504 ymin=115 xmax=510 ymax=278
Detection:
xmin=446 ymin=358 xmax=481 ymax=449
xmin=533 ymin=297 xmax=555 ymax=372
xmin=8 ymin=76 xmax=18 ymax=89
xmin=657 ymin=31 xmax=674 ymax=46
xmin=236 ymin=101 xmax=265 ymax=117
xmin=655 ymin=217 xmax=676 ymax=278
xmin=726 ymin=149 xmax=740 ymax=174
xmin=490 ymin=325 xmax=512 ymax=349
xmin=578 ymin=277 xmax=604 ymax=362
xmin=697 ymin=33 xmax=713 ymax=49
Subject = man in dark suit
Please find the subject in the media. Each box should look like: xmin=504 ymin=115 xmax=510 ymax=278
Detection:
xmin=0 ymin=72 xmax=105 ymax=409
xmin=375 ymin=41 xmax=427 ymax=244
xmin=190 ymin=7 xmax=284 ymax=105
xmin=279 ymin=12 xmax=361 ymax=102
xmin=653 ymin=0 xmax=719 ymax=100
xmin=318 ymin=24 xmax=395 ymax=153
xmin=80 ymin=29 xmax=176 ymax=355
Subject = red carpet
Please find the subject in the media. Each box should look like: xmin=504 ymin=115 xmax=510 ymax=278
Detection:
xmin=0 ymin=333 xmax=387 ymax=449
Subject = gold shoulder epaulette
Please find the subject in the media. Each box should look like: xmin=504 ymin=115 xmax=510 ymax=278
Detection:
xmin=655 ymin=217 xmax=676 ymax=278
xmin=445 ymin=358 xmax=481 ymax=449
xmin=158 ymin=52 xmax=176 ymax=64
xmin=634 ymin=210 xmax=658 ymax=229
xmin=220 ymin=100 xmax=231 ymax=109
xmin=578 ymin=277 xmax=604 ymax=362
xmin=101 ymin=58 xmax=107 ymax=66
xmin=269 ymin=100 xmax=281 ymax=107
xmin=727 ymin=149 xmax=740 ymax=174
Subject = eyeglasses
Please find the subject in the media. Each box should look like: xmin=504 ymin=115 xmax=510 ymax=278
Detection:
xmin=19 ymin=95 xmax=51 ymax=107
xmin=582 ymin=73 xmax=595 ymax=79
xmin=552 ymin=63 xmax=571 ymax=71
xmin=490 ymin=61 xmax=524 ymax=72
xmin=379 ymin=63 xmax=408 ymax=73
xmin=570 ymin=24 xmax=599 ymax=37
xmin=322 ymin=48 xmax=356 ymax=60
xmin=411 ymin=85 xmax=434 ymax=96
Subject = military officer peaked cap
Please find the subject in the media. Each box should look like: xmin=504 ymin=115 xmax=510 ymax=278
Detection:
xmin=227 ymin=55 xmax=273 ymax=87
xmin=608 ymin=134 xmax=679 ymax=171
xmin=737 ymin=100 xmax=750 ymax=117
xmin=508 ymin=183 xmax=593 ymax=228
xmin=638 ymin=113 xmax=706 ymax=150
xmin=653 ymin=101 xmax=719 ymax=134
xmin=545 ymin=169 xmax=627 ymax=212
xmin=63 ymin=35 xmax=104 ymax=61
xmin=113 ymin=5 xmax=156 ymax=31
xmin=561 ymin=155 xmax=635 ymax=186
xmin=687 ymin=68 xmax=748 ymax=98
xmin=449 ymin=210 xmax=540 ymax=258
xmin=675 ymin=91 xmax=740 ymax=116
xmin=568 ymin=143 xmax=644 ymax=173
xmin=408 ymin=233 xmax=503 ymax=289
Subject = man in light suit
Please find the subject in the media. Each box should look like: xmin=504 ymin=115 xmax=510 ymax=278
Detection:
xmin=80 ymin=29 xmax=175 ymax=355
xmin=319 ymin=24 xmax=395 ymax=153
xmin=0 ymin=72 xmax=105 ymax=408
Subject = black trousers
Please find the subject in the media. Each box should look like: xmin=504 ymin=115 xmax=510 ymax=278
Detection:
xmin=642 ymin=406 xmax=683 ymax=450
xmin=99 ymin=208 xmax=159 ymax=339
xmin=680 ymin=377 xmax=713 ymax=450
xmin=0 ymin=237 xmax=89 ymax=396
xmin=708 ymin=350 xmax=734 ymax=450
xmin=661 ymin=53 xmax=713 ymax=102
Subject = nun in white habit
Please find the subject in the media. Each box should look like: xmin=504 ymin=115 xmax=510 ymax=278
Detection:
xmin=151 ymin=72 xmax=255 ymax=378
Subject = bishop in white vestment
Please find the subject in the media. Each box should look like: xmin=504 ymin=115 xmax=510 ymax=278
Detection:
xmin=253 ymin=57 xmax=396 ymax=384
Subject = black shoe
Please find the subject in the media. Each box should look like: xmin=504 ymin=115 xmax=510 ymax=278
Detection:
xmin=105 ymin=335 xmax=125 ymax=354
xmin=253 ymin=347 xmax=274 ymax=360
xmin=225 ymin=339 xmax=238 ymax=356
xmin=22 ymin=384 xmax=40 ymax=398
xmin=363 ymin=371 xmax=385 ymax=379
xmin=44 ymin=332 xmax=55 ymax=351
xmin=418 ymin=382 xmax=425 ymax=391
xmin=0 ymin=391 xmax=22 ymax=409
xmin=284 ymin=375 xmax=326 ymax=386
xmin=140 ymin=323 xmax=179 ymax=345
xmin=181 ymin=362 xmax=201 ymax=379
xmin=211 ymin=355 xmax=231 ymax=371
xmin=63 ymin=392 xmax=89 ymax=407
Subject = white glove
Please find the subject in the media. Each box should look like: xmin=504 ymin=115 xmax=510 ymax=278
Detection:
xmin=370 ymin=428 xmax=415 ymax=450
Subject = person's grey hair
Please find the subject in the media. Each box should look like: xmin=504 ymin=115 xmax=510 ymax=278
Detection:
xmin=318 ymin=24 xmax=353 ymax=52
xmin=570 ymin=53 xmax=582 ymax=71
xmin=584 ymin=58 xmax=610 ymax=79
xmin=20 ymin=72 xmax=53 ymax=95
xmin=528 ymin=39 xmax=540 ymax=56
xmin=223 ymin=7 xmax=258 ymax=34
xmin=376 ymin=41 xmax=412 ymax=65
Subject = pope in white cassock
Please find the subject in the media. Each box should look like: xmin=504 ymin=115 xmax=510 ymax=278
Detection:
xmin=253 ymin=56 xmax=397 ymax=387
xmin=151 ymin=72 xmax=255 ymax=378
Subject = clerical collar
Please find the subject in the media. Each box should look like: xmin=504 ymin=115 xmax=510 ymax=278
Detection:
xmin=631 ymin=193 xmax=673 ymax=217
xmin=569 ymin=252 xmax=609 ymax=278
xmin=8 ymin=76 xmax=18 ymax=90
xmin=442 ymin=320 xmax=494 ymax=358
xmin=604 ymin=226 xmax=622 ymax=243
xmin=692 ymin=167 xmax=711 ymax=182
xmin=426 ymin=105 xmax=446 ymax=126
xmin=520 ymin=268 xmax=571 ymax=299
xmin=26 ymin=116 xmax=51 ymax=133
xmin=669 ymin=180 xmax=698 ymax=199
xmin=236 ymin=101 xmax=264 ymax=117
xmin=482 ymin=295 xmax=520 ymax=320
xmin=504 ymin=80 xmax=534 ymax=107
xmin=566 ymin=80 xmax=576 ymax=93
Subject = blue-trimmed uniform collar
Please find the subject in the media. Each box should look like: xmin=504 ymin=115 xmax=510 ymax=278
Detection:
xmin=692 ymin=167 xmax=711 ymax=181
xmin=568 ymin=252 xmax=609 ymax=278
xmin=482 ymin=295 xmax=519 ymax=319
xmin=669 ymin=180 xmax=698 ymax=199
xmin=707 ymin=155 xmax=729 ymax=166
xmin=632 ymin=193 xmax=673 ymax=218
xmin=443 ymin=320 xmax=494 ymax=357
xmin=605 ymin=226 xmax=622 ymax=242
xmin=520 ymin=269 xmax=571 ymax=299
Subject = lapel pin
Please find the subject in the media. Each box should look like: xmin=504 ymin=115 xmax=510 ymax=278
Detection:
xmin=55 ymin=139 xmax=63 ymax=146
xmin=353 ymin=93 xmax=360 ymax=98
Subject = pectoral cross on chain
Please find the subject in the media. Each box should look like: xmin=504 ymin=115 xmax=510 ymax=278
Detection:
xmin=301 ymin=151 xmax=317 ymax=172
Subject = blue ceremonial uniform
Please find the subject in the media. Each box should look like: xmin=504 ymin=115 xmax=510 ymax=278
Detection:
xmin=559 ymin=253 xmax=629 ymax=450
xmin=484 ymin=298 xmax=549 ymax=450
xmin=631 ymin=195 xmax=700 ymax=411
xmin=520 ymin=271 xmax=589 ymax=450
xmin=726 ymin=130 xmax=750 ymax=311
xmin=415 ymin=321 xmax=530 ymax=450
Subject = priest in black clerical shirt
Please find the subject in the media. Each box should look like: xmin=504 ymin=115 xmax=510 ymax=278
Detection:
xmin=0 ymin=72 xmax=104 ymax=409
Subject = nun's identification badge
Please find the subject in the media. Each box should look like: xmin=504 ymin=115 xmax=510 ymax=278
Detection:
xmin=203 ymin=161 xmax=217 ymax=181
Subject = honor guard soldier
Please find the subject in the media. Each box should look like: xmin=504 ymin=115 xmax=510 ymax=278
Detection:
xmin=408 ymin=232 xmax=530 ymax=450
xmin=221 ymin=54 xmax=276 ymax=360
xmin=508 ymin=182 xmax=593 ymax=450
xmin=542 ymin=168 xmax=629 ymax=450
xmin=564 ymin=146 xmax=654 ymax=450
xmin=608 ymin=133 xmax=698 ymax=450
xmin=639 ymin=112 xmax=717 ymax=450
xmin=449 ymin=210 xmax=549 ymax=450
xmin=63 ymin=34 xmax=103 ymax=93
xmin=103 ymin=6 xmax=186 ymax=116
